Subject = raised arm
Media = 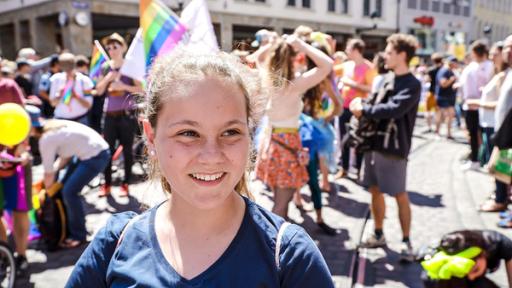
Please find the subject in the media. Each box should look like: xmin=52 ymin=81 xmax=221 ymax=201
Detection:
xmin=288 ymin=36 xmax=333 ymax=94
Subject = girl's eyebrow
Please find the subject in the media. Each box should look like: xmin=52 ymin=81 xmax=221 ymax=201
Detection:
xmin=167 ymin=119 xmax=247 ymax=129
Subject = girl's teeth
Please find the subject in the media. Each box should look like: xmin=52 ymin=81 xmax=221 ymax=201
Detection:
xmin=192 ymin=173 xmax=223 ymax=181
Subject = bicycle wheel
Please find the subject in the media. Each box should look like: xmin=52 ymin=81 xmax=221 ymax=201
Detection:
xmin=0 ymin=242 xmax=16 ymax=288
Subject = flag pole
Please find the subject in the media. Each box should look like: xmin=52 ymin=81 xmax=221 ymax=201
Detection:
xmin=94 ymin=40 xmax=111 ymax=62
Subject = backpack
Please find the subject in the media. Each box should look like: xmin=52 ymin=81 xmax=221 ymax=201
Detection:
xmin=346 ymin=73 xmax=397 ymax=153
xmin=36 ymin=183 xmax=67 ymax=251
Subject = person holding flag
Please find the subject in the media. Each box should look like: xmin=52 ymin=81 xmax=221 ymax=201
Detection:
xmin=96 ymin=33 xmax=143 ymax=197
xmin=49 ymin=53 xmax=94 ymax=126
xmin=88 ymin=41 xmax=110 ymax=133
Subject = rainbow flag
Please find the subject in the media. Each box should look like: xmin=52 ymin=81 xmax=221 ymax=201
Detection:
xmin=62 ymin=79 xmax=74 ymax=105
xmin=89 ymin=40 xmax=109 ymax=84
xmin=140 ymin=0 xmax=187 ymax=68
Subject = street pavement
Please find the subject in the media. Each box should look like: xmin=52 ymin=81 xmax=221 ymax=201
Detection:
xmin=14 ymin=118 xmax=511 ymax=288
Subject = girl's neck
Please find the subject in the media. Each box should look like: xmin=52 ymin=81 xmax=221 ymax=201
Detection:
xmin=165 ymin=192 xmax=245 ymax=236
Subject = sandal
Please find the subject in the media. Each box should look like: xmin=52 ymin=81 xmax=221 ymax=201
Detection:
xmin=479 ymin=201 xmax=507 ymax=212
xmin=497 ymin=219 xmax=512 ymax=228
xmin=317 ymin=222 xmax=337 ymax=236
xmin=59 ymin=238 xmax=84 ymax=249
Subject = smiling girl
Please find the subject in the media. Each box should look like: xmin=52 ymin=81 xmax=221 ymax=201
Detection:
xmin=66 ymin=51 xmax=334 ymax=287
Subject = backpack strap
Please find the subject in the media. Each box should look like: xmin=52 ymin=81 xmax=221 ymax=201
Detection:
xmin=275 ymin=222 xmax=291 ymax=269
xmin=116 ymin=214 xmax=142 ymax=249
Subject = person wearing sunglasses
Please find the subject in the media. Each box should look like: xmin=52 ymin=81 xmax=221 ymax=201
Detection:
xmin=95 ymin=33 xmax=144 ymax=197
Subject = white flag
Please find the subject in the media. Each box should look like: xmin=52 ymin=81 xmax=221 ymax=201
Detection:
xmin=181 ymin=0 xmax=219 ymax=53
xmin=120 ymin=28 xmax=146 ymax=82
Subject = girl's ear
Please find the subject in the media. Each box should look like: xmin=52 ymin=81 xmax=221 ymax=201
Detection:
xmin=142 ymin=119 xmax=156 ymax=148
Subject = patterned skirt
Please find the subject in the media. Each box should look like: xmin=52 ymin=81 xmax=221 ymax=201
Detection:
xmin=255 ymin=131 xmax=309 ymax=190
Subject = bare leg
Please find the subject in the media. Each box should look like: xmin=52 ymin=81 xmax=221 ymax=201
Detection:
xmin=435 ymin=110 xmax=442 ymax=135
xmin=395 ymin=192 xmax=411 ymax=239
xmin=369 ymin=186 xmax=386 ymax=230
xmin=272 ymin=188 xmax=295 ymax=218
xmin=319 ymin=156 xmax=330 ymax=191
xmin=13 ymin=211 xmax=29 ymax=257
xmin=0 ymin=218 xmax=7 ymax=243
xmin=447 ymin=107 xmax=455 ymax=138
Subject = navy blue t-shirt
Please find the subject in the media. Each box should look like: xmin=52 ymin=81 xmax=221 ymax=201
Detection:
xmin=66 ymin=197 xmax=334 ymax=287
xmin=435 ymin=67 xmax=457 ymax=100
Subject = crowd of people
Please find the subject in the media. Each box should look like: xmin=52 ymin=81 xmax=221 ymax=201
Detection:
xmin=0 ymin=25 xmax=511 ymax=286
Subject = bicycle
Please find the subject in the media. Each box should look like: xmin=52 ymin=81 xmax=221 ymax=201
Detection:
xmin=0 ymin=241 xmax=16 ymax=288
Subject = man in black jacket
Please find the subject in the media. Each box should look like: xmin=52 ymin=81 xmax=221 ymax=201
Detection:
xmin=350 ymin=34 xmax=421 ymax=262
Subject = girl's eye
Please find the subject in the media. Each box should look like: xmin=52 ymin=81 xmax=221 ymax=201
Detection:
xmin=222 ymin=129 xmax=241 ymax=137
xmin=178 ymin=130 xmax=199 ymax=137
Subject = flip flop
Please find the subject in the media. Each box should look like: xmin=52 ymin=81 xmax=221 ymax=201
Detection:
xmin=497 ymin=219 xmax=512 ymax=228
xmin=59 ymin=238 xmax=84 ymax=249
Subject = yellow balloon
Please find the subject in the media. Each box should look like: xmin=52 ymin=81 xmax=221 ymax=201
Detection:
xmin=0 ymin=103 xmax=31 ymax=147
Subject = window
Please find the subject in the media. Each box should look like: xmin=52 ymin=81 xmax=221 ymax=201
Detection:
xmin=364 ymin=0 xmax=371 ymax=15
xmin=376 ymin=0 xmax=382 ymax=16
xmin=363 ymin=0 xmax=383 ymax=17
xmin=408 ymin=0 xmax=417 ymax=9
xmin=255 ymin=0 xmax=265 ymax=2
xmin=463 ymin=5 xmax=470 ymax=16
xmin=420 ymin=0 xmax=428 ymax=10
xmin=287 ymin=0 xmax=296 ymax=6
xmin=442 ymin=1 xmax=451 ymax=13
xmin=328 ymin=0 xmax=335 ymax=11
xmin=302 ymin=0 xmax=311 ymax=8
xmin=341 ymin=0 xmax=349 ymax=13
xmin=454 ymin=3 xmax=461 ymax=14
xmin=432 ymin=0 xmax=440 ymax=11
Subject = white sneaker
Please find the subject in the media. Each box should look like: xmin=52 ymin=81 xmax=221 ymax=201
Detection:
xmin=461 ymin=161 xmax=480 ymax=171
xmin=399 ymin=241 xmax=415 ymax=263
xmin=359 ymin=234 xmax=386 ymax=249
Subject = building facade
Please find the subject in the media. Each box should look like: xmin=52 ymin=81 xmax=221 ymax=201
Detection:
xmin=399 ymin=0 xmax=473 ymax=57
xmin=471 ymin=0 xmax=512 ymax=45
xmin=0 ymin=0 xmax=398 ymax=59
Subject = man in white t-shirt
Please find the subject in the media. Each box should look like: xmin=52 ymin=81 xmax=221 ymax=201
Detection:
xmin=49 ymin=53 xmax=93 ymax=125
xmin=459 ymin=40 xmax=494 ymax=170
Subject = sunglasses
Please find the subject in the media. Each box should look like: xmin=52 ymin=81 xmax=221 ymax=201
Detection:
xmin=107 ymin=44 xmax=120 ymax=51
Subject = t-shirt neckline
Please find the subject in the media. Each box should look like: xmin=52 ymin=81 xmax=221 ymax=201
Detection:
xmin=149 ymin=196 xmax=251 ymax=285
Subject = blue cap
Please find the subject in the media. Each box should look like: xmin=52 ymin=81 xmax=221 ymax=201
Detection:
xmin=446 ymin=55 xmax=458 ymax=63
xmin=25 ymin=105 xmax=43 ymax=128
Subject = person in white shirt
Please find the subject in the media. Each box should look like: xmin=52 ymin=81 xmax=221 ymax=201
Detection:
xmin=30 ymin=114 xmax=110 ymax=248
xmin=459 ymin=40 xmax=494 ymax=170
xmin=49 ymin=53 xmax=93 ymax=126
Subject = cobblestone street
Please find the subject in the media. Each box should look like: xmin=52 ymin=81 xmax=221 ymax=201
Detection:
xmin=16 ymin=119 xmax=512 ymax=287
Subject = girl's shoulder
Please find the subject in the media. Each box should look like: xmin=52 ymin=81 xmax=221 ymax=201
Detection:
xmin=244 ymin=198 xmax=311 ymax=251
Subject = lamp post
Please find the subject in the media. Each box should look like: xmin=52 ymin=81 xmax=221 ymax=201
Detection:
xmin=355 ymin=11 xmax=379 ymax=36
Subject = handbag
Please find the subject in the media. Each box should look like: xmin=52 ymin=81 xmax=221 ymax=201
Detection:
xmin=272 ymin=139 xmax=310 ymax=166
xmin=489 ymin=147 xmax=512 ymax=184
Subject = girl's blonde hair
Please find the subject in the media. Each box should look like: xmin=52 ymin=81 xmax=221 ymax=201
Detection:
xmin=144 ymin=49 xmax=267 ymax=198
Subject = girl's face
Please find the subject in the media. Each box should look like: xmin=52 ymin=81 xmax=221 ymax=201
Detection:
xmin=145 ymin=77 xmax=250 ymax=210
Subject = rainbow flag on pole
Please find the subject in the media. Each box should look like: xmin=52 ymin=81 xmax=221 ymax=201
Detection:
xmin=139 ymin=0 xmax=187 ymax=68
xmin=89 ymin=40 xmax=109 ymax=84
xmin=62 ymin=79 xmax=74 ymax=105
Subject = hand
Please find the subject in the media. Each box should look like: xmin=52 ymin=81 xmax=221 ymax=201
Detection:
xmin=284 ymin=34 xmax=303 ymax=52
xmin=349 ymin=97 xmax=363 ymax=118
xmin=342 ymin=77 xmax=357 ymax=88
xmin=105 ymin=71 xmax=119 ymax=83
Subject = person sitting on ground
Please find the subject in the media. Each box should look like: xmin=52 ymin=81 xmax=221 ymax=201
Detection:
xmin=422 ymin=230 xmax=512 ymax=288
xmin=66 ymin=49 xmax=334 ymax=287
xmin=29 ymin=108 xmax=110 ymax=249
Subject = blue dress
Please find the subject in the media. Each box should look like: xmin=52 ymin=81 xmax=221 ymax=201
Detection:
xmin=66 ymin=197 xmax=334 ymax=288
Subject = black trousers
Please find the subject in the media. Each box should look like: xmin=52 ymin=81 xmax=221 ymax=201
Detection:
xmin=465 ymin=110 xmax=480 ymax=162
xmin=338 ymin=109 xmax=363 ymax=171
xmin=103 ymin=112 xmax=137 ymax=186
xmin=89 ymin=96 xmax=105 ymax=134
